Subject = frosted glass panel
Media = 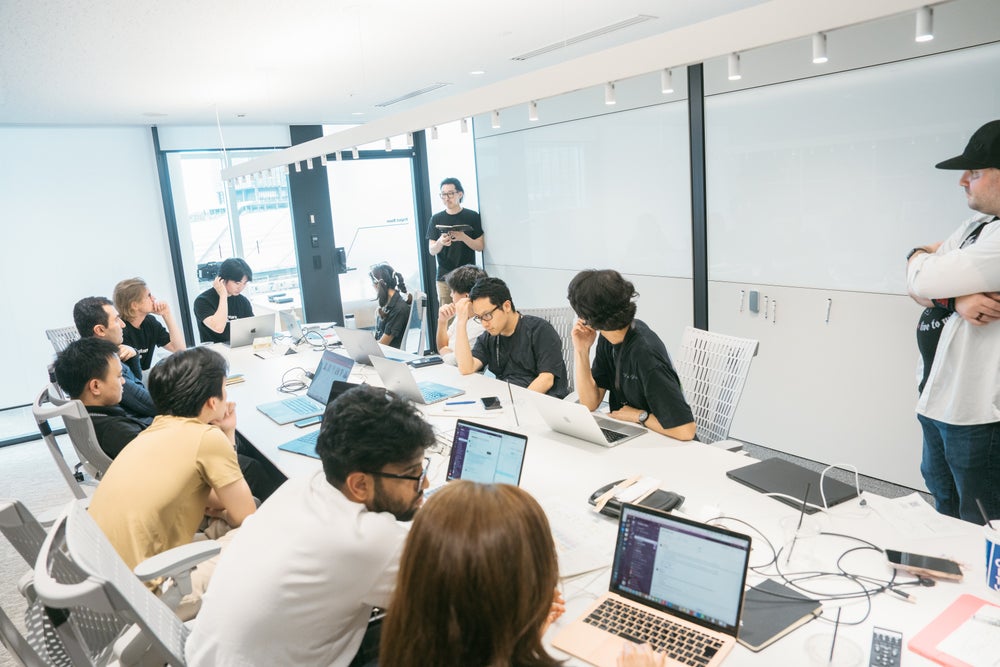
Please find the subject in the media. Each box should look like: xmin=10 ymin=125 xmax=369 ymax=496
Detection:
xmin=706 ymin=42 xmax=1000 ymax=294
xmin=476 ymin=101 xmax=692 ymax=278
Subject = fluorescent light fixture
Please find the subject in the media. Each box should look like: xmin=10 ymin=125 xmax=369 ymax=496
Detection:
xmin=728 ymin=53 xmax=742 ymax=81
xmin=491 ymin=110 xmax=500 ymax=129
xmin=661 ymin=68 xmax=674 ymax=94
xmin=916 ymin=6 xmax=934 ymax=42
xmin=460 ymin=118 xmax=469 ymax=133
xmin=604 ymin=81 xmax=616 ymax=105
xmin=528 ymin=101 xmax=539 ymax=122
xmin=320 ymin=154 xmax=328 ymax=166
xmin=812 ymin=33 xmax=828 ymax=64
xmin=384 ymin=138 xmax=392 ymax=152
xmin=431 ymin=125 xmax=439 ymax=140
xmin=294 ymin=162 xmax=302 ymax=173
xmin=351 ymin=146 xmax=359 ymax=160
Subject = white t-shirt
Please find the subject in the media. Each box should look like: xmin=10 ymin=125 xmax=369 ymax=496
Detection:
xmin=442 ymin=317 xmax=486 ymax=365
xmin=185 ymin=471 xmax=407 ymax=667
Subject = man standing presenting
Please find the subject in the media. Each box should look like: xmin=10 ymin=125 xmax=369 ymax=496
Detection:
xmin=186 ymin=386 xmax=435 ymax=667
xmin=907 ymin=120 xmax=1000 ymax=524
xmin=567 ymin=269 xmax=696 ymax=441
xmin=426 ymin=178 xmax=484 ymax=308
xmin=193 ymin=257 xmax=255 ymax=343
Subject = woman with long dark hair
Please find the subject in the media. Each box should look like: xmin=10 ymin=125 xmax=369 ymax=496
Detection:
xmin=369 ymin=262 xmax=412 ymax=349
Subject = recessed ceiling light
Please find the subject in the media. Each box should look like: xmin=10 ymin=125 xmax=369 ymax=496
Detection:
xmin=469 ymin=70 xmax=486 ymax=76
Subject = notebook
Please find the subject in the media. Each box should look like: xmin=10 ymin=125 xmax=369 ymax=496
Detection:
xmin=257 ymin=351 xmax=354 ymax=424
xmin=425 ymin=420 xmax=528 ymax=496
xmin=228 ymin=314 xmax=277 ymax=348
xmin=333 ymin=325 xmax=409 ymax=365
xmin=369 ymin=356 xmax=464 ymax=405
xmin=553 ymin=504 xmax=752 ymax=667
xmin=725 ymin=458 xmax=859 ymax=514
xmin=737 ymin=579 xmax=821 ymax=651
xmin=277 ymin=381 xmax=362 ymax=457
xmin=527 ymin=392 xmax=646 ymax=447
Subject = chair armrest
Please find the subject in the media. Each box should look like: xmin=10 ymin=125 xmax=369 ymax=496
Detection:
xmin=134 ymin=540 xmax=221 ymax=582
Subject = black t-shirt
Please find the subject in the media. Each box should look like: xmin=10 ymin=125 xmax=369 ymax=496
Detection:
xmin=592 ymin=319 xmax=694 ymax=429
xmin=471 ymin=314 xmax=568 ymax=398
xmin=122 ymin=315 xmax=171 ymax=372
xmin=193 ymin=288 xmax=255 ymax=343
xmin=374 ymin=291 xmax=411 ymax=349
xmin=86 ymin=405 xmax=148 ymax=459
xmin=426 ymin=208 xmax=484 ymax=279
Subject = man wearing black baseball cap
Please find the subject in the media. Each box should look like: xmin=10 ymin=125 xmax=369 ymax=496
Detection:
xmin=906 ymin=120 xmax=1000 ymax=525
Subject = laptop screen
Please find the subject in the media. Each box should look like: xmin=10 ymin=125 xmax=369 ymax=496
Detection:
xmin=446 ymin=420 xmax=528 ymax=486
xmin=610 ymin=505 xmax=751 ymax=635
xmin=307 ymin=352 xmax=355 ymax=404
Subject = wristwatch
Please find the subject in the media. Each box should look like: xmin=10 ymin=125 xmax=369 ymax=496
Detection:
xmin=637 ymin=410 xmax=649 ymax=425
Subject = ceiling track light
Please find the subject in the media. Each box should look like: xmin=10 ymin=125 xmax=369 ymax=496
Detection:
xmin=604 ymin=81 xmax=616 ymax=105
xmin=812 ymin=33 xmax=828 ymax=64
xmin=306 ymin=158 xmax=314 ymax=170
xmin=491 ymin=110 xmax=501 ymax=129
xmin=460 ymin=118 xmax=469 ymax=133
xmin=728 ymin=53 xmax=742 ymax=81
xmin=320 ymin=154 xmax=328 ymax=166
xmin=916 ymin=6 xmax=934 ymax=42
xmin=352 ymin=146 xmax=359 ymax=160
xmin=431 ymin=125 xmax=439 ymax=140
xmin=335 ymin=150 xmax=341 ymax=161
xmin=528 ymin=101 xmax=539 ymax=122
xmin=294 ymin=162 xmax=302 ymax=173
xmin=406 ymin=132 xmax=414 ymax=148
xmin=385 ymin=138 xmax=392 ymax=152
xmin=661 ymin=68 xmax=674 ymax=94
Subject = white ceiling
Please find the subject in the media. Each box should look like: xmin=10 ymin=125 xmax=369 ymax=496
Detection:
xmin=0 ymin=0 xmax=770 ymax=126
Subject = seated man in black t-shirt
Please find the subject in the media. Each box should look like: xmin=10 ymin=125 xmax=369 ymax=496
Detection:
xmin=193 ymin=258 xmax=256 ymax=344
xmin=453 ymin=277 xmax=568 ymax=398
xmin=567 ymin=269 xmax=696 ymax=441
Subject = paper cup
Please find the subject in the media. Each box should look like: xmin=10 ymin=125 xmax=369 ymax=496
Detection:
xmin=987 ymin=525 xmax=1000 ymax=593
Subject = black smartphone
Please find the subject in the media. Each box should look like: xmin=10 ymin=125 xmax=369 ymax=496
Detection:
xmin=481 ymin=396 xmax=502 ymax=410
xmin=884 ymin=549 xmax=963 ymax=581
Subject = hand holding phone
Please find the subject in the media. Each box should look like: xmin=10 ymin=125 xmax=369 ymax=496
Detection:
xmin=481 ymin=396 xmax=502 ymax=410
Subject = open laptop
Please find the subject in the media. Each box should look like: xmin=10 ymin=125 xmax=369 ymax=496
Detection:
xmin=277 ymin=381 xmax=362 ymax=457
xmin=527 ymin=392 xmax=646 ymax=447
xmin=333 ymin=325 xmax=409 ymax=365
xmin=257 ymin=351 xmax=354 ymax=424
xmin=228 ymin=314 xmax=277 ymax=348
xmin=369 ymin=356 xmax=464 ymax=404
xmin=726 ymin=458 xmax=859 ymax=514
xmin=553 ymin=504 xmax=752 ymax=667
xmin=279 ymin=309 xmax=305 ymax=341
xmin=425 ymin=420 xmax=528 ymax=496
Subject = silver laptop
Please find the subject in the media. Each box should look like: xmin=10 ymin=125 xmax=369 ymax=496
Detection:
xmin=228 ymin=314 xmax=277 ymax=348
xmin=527 ymin=393 xmax=646 ymax=447
xmin=279 ymin=309 xmax=304 ymax=341
xmin=256 ymin=351 xmax=354 ymax=424
xmin=426 ymin=420 xmax=528 ymax=496
xmin=333 ymin=325 xmax=409 ymax=365
xmin=552 ymin=504 xmax=752 ymax=667
xmin=369 ymin=356 xmax=464 ymax=405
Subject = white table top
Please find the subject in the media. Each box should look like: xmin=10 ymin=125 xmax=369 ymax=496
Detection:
xmin=219 ymin=342 xmax=1000 ymax=666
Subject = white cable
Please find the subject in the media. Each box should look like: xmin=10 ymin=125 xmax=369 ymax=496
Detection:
xmin=819 ymin=462 xmax=863 ymax=509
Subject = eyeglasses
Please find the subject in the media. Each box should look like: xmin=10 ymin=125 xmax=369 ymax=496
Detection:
xmin=439 ymin=191 xmax=460 ymax=199
xmin=473 ymin=305 xmax=501 ymax=323
xmin=365 ymin=457 xmax=431 ymax=489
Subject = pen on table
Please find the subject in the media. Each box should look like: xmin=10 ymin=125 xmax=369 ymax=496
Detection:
xmin=975 ymin=497 xmax=995 ymax=529
xmin=887 ymin=587 xmax=916 ymax=604
xmin=445 ymin=400 xmax=476 ymax=406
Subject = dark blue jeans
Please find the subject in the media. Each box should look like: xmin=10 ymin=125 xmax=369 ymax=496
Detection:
xmin=918 ymin=414 xmax=1000 ymax=524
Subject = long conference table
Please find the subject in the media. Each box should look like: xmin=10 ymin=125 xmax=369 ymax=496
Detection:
xmin=217 ymin=338 xmax=998 ymax=666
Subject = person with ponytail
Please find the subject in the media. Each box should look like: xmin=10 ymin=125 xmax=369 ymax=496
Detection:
xmin=369 ymin=262 xmax=413 ymax=349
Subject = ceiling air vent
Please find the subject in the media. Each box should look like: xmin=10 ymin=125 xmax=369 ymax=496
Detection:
xmin=511 ymin=14 xmax=657 ymax=61
xmin=375 ymin=82 xmax=452 ymax=108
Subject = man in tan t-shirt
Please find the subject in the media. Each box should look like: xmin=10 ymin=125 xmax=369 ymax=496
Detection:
xmin=88 ymin=346 xmax=256 ymax=618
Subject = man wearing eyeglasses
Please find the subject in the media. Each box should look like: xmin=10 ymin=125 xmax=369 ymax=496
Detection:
xmin=187 ymin=385 xmax=436 ymax=667
xmin=193 ymin=257 xmax=256 ymax=343
xmin=453 ymin=277 xmax=568 ymax=398
xmin=426 ymin=177 xmax=484 ymax=309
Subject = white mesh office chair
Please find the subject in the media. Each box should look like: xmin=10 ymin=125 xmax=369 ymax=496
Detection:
xmin=404 ymin=289 xmax=427 ymax=354
xmin=32 ymin=384 xmax=113 ymax=499
xmin=518 ymin=306 xmax=576 ymax=393
xmin=45 ymin=327 xmax=80 ymax=354
xmin=674 ymin=326 xmax=759 ymax=445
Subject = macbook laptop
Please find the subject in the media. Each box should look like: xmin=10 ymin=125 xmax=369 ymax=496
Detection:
xmin=277 ymin=381 xmax=362 ymax=457
xmin=369 ymin=356 xmax=464 ymax=405
xmin=726 ymin=458 xmax=859 ymax=514
xmin=553 ymin=504 xmax=752 ymax=667
xmin=279 ymin=309 xmax=305 ymax=341
xmin=333 ymin=325 xmax=409 ymax=365
xmin=527 ymin=393 xmax=646 ymax=447
xmin=257 ymin=351 xmax=354 ymax=424
xmin=228 ymin=314 xmax=277 ymax=348
xmin=425 ymin=419 xmax=528 ymax=496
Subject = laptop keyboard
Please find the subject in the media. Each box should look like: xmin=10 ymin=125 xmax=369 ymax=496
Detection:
xmin=284 ymin=397 xmax=320 ymax=415
xmin=421 ymin=388 xmax=450 ymax=403
xmin=584 ymin=598 xmax=722 ymax=666
xmin=601 ymin=428 xmax=629 ymax=443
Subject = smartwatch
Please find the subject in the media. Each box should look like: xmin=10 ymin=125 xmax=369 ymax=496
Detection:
xmin=637 ymin=410 xmax=649 ymax=425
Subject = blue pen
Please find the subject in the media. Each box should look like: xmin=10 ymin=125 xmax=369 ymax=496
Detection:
xmin=445 ymin=400 xmax=476 ymax=405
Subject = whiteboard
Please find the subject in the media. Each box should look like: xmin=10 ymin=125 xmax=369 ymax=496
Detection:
xmin=705 ymin=41 xmax=1000 ymax=294
xmin=475 ymin=101 xmax=692 ymax=278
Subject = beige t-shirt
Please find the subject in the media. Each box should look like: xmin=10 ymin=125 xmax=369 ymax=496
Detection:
xmin=88 ymin=415 xmax=244 ymax=570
